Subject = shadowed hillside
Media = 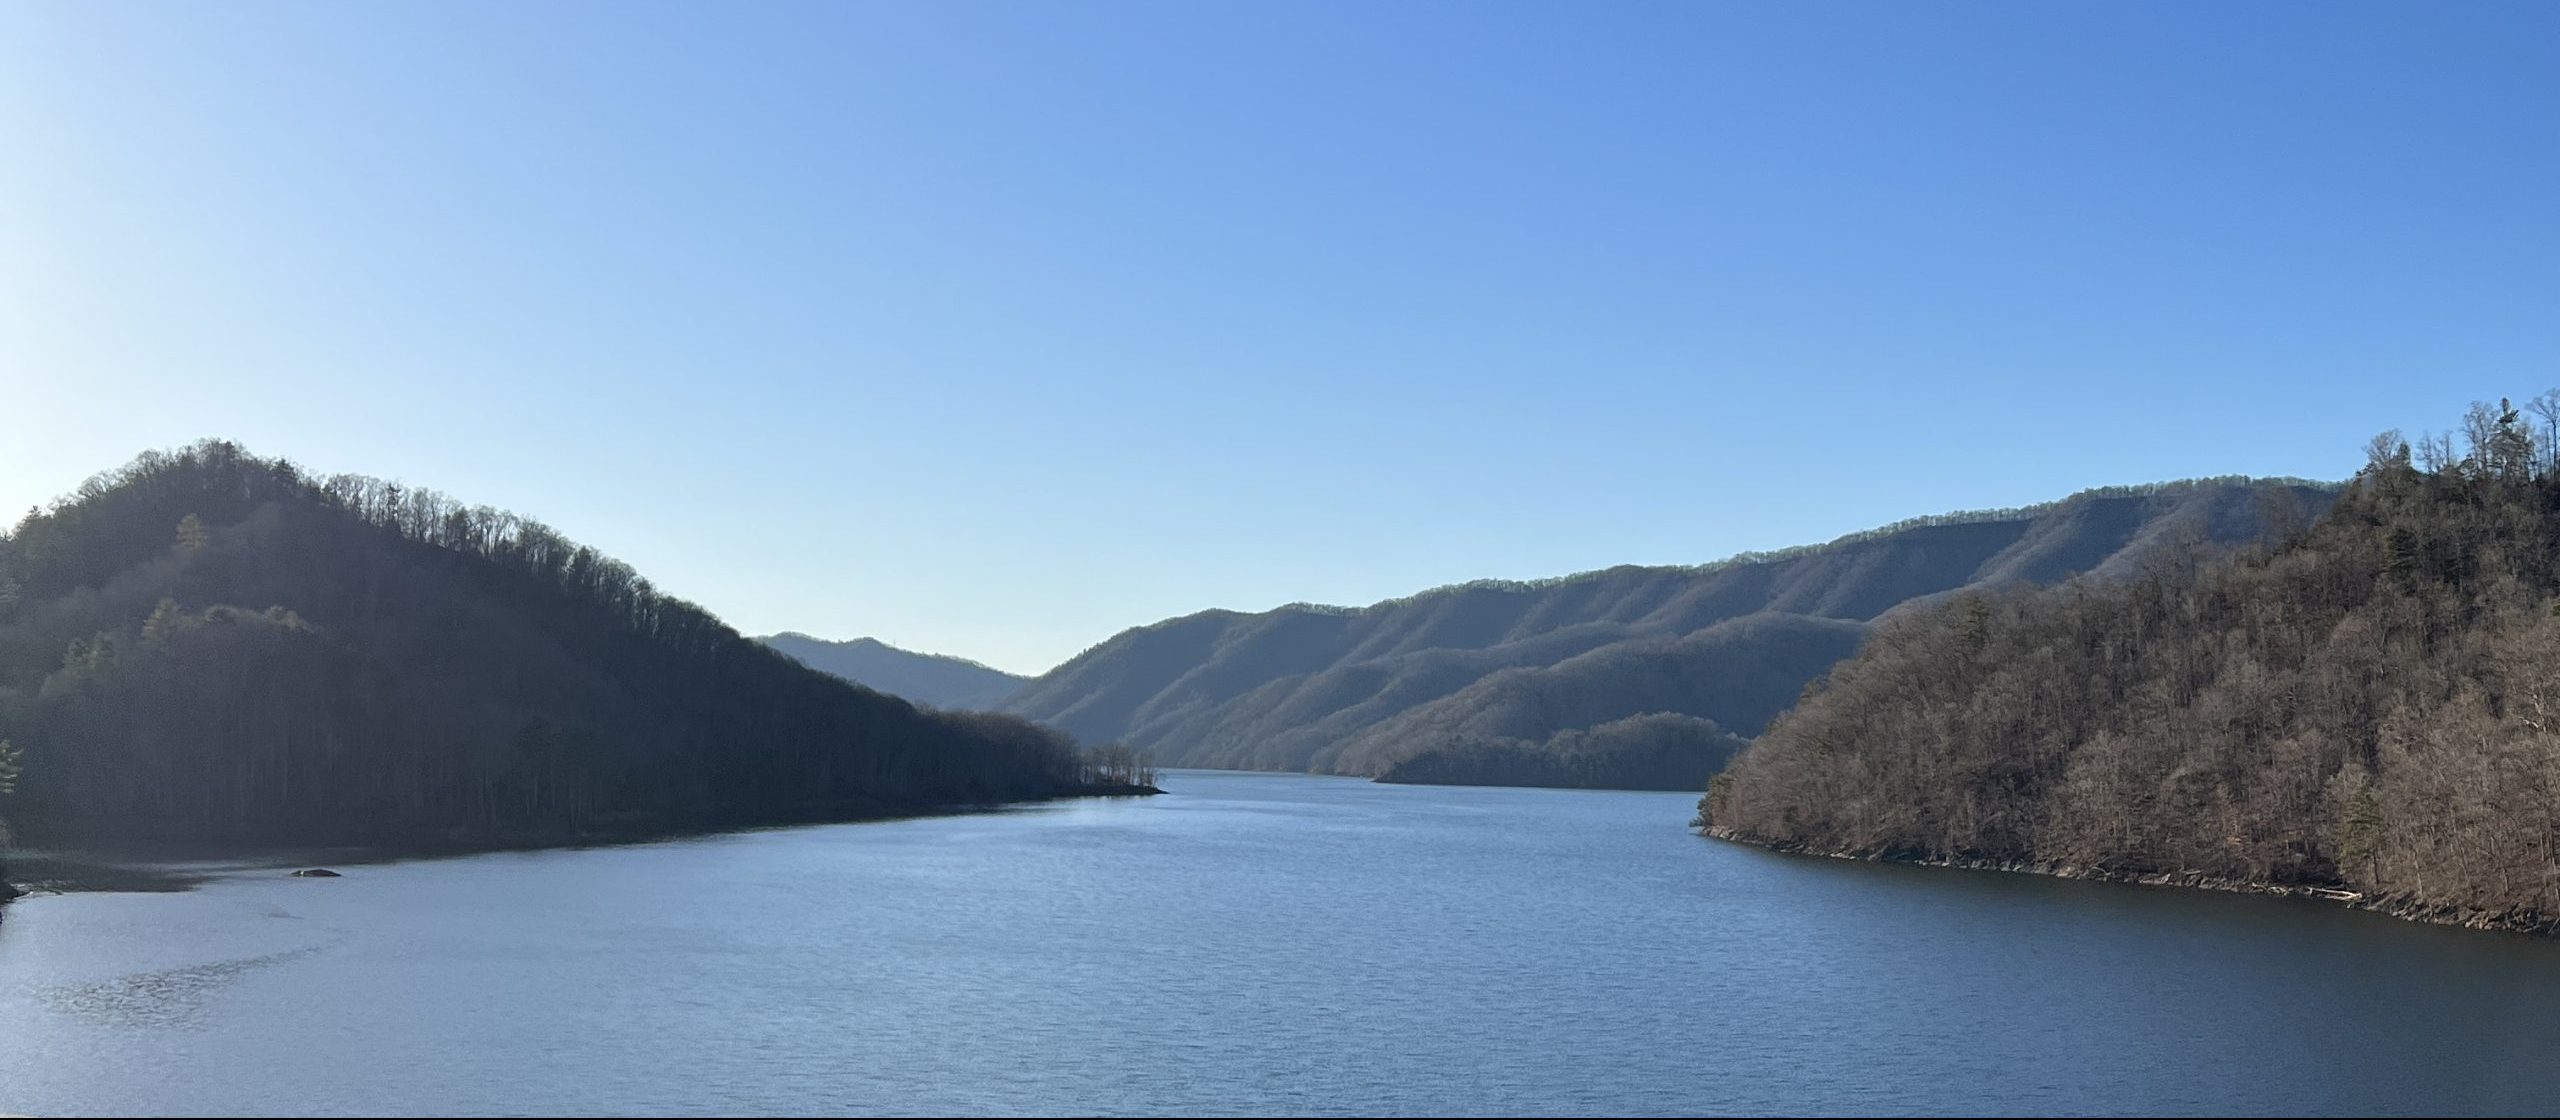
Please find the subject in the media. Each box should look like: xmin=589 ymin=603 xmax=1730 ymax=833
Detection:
xmin=1349 ymin=614 xmax=1863 ymax=786
xmin=1374 ymin=713 xmax=1752 ymax=791
xmin=760 ymin=633 xmax=1029 ymax=710
xmin=0 ymin=441 xmax=1136 ymax=850
xmin=1005 ymin=479 xmax=2336 ymax=787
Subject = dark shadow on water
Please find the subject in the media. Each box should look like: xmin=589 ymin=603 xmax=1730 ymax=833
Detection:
xmin=3 ymin=853 xmax=210 ymax=896
xmin=4 ymin=785 xmax=1161 ymax=897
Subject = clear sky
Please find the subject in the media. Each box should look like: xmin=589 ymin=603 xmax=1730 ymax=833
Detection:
xmin=3 ymin=2 xmax=2554 ymax=675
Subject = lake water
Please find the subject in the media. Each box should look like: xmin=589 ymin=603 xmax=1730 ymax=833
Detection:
xmin=3 ymin=769 xmax=2558 ymax=1117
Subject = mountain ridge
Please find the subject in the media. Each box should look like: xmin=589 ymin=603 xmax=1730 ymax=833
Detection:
xmin=1003 ymin=477 xmax=2339 ymax=787
xmin=758 ymin=633 xmax=1030 ymax=710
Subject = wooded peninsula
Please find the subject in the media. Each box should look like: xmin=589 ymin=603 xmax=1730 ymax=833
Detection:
xmin=0 ymin=441 xmax=1153 ymax=861
xmin=1703 ymin=394 xmax=2560 ymax=934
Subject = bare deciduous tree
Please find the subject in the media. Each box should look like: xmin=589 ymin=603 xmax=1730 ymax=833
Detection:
xmin=1710 ymin=390 xmax=2560 ymax=927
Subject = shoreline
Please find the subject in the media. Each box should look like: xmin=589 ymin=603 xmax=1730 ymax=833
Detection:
xmin=2 ymin=783 xmax=1161 ymax=900
xmin=0 ymin=853 xmax=211 ymax=898
xmin=1700 ymin=825 xmax=2560 ymax=938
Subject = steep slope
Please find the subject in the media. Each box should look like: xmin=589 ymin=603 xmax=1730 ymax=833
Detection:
xmin=0 ymin=441 xmax=1129 ymax=849
xmin=1006 ymin=479 xmax=2336 ymax=785
xmin=1374 ymin=712 xmax=1751 ymax=791
xmin=1343 ymin=613 xmax=1865 ymax=780
xmin=760 ymin=633 xmax=1028 ymax=709
xmin=1702 ymin=399 xmax=2560 ymax=931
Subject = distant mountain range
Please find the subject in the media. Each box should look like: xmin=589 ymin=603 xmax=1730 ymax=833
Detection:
xmin=1000 ymin=478 xmax=2338 ymax=789
xmin=759 ymin=634 xmax=1029 ymax=710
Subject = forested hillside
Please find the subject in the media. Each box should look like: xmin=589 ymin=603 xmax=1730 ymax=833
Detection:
xmin=1374 ymin=713 xmax=1751 ymax=790
xmin=0 ymin=441 xmax=1132 ymax=850
xmin=1006 ymin=479 xmax=2334 ymax=788
xmin=759 ymin=633 xmax=1028 ymax=710
xmin=1703 ymin=396 xmax=2560 ymax=932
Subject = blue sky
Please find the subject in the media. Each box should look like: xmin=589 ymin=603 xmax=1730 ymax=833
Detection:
xmin=3 ymin=2 xmax=2554 ymax=674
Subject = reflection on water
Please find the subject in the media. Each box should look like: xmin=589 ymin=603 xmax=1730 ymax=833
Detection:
xmin=0 ymin=770 xmax=2558 ymax=1118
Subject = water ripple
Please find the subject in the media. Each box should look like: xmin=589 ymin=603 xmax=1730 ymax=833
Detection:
xmin=38 ymin=946 xmax=326 ymax=1029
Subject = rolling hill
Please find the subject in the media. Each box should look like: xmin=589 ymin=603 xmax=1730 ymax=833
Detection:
xmin=1003 ymin=478 xmax=2337 ymax=788
xmin=0 ymin=440 xmax=1132 ymax=849
xmin=1703 ymin=401 xmax=2560 ymax=931
xmin=759 ymin=634 xmax=1029 ymax=710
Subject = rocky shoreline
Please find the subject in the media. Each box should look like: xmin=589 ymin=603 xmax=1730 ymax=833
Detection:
xmin=1702 ymin=826 xmax=2560 ymax=937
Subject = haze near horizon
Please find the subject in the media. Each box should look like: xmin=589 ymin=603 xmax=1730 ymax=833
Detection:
xmin=5 ymin=1 xmax=2552 ymax=674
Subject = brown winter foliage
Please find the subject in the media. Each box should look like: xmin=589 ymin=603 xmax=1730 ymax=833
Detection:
xmin=1705 ymin=396 xmax=2560 ymax=927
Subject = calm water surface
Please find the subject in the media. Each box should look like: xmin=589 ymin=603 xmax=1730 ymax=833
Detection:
xmin=4 ymin=770 xmax=2558 ymax=1117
